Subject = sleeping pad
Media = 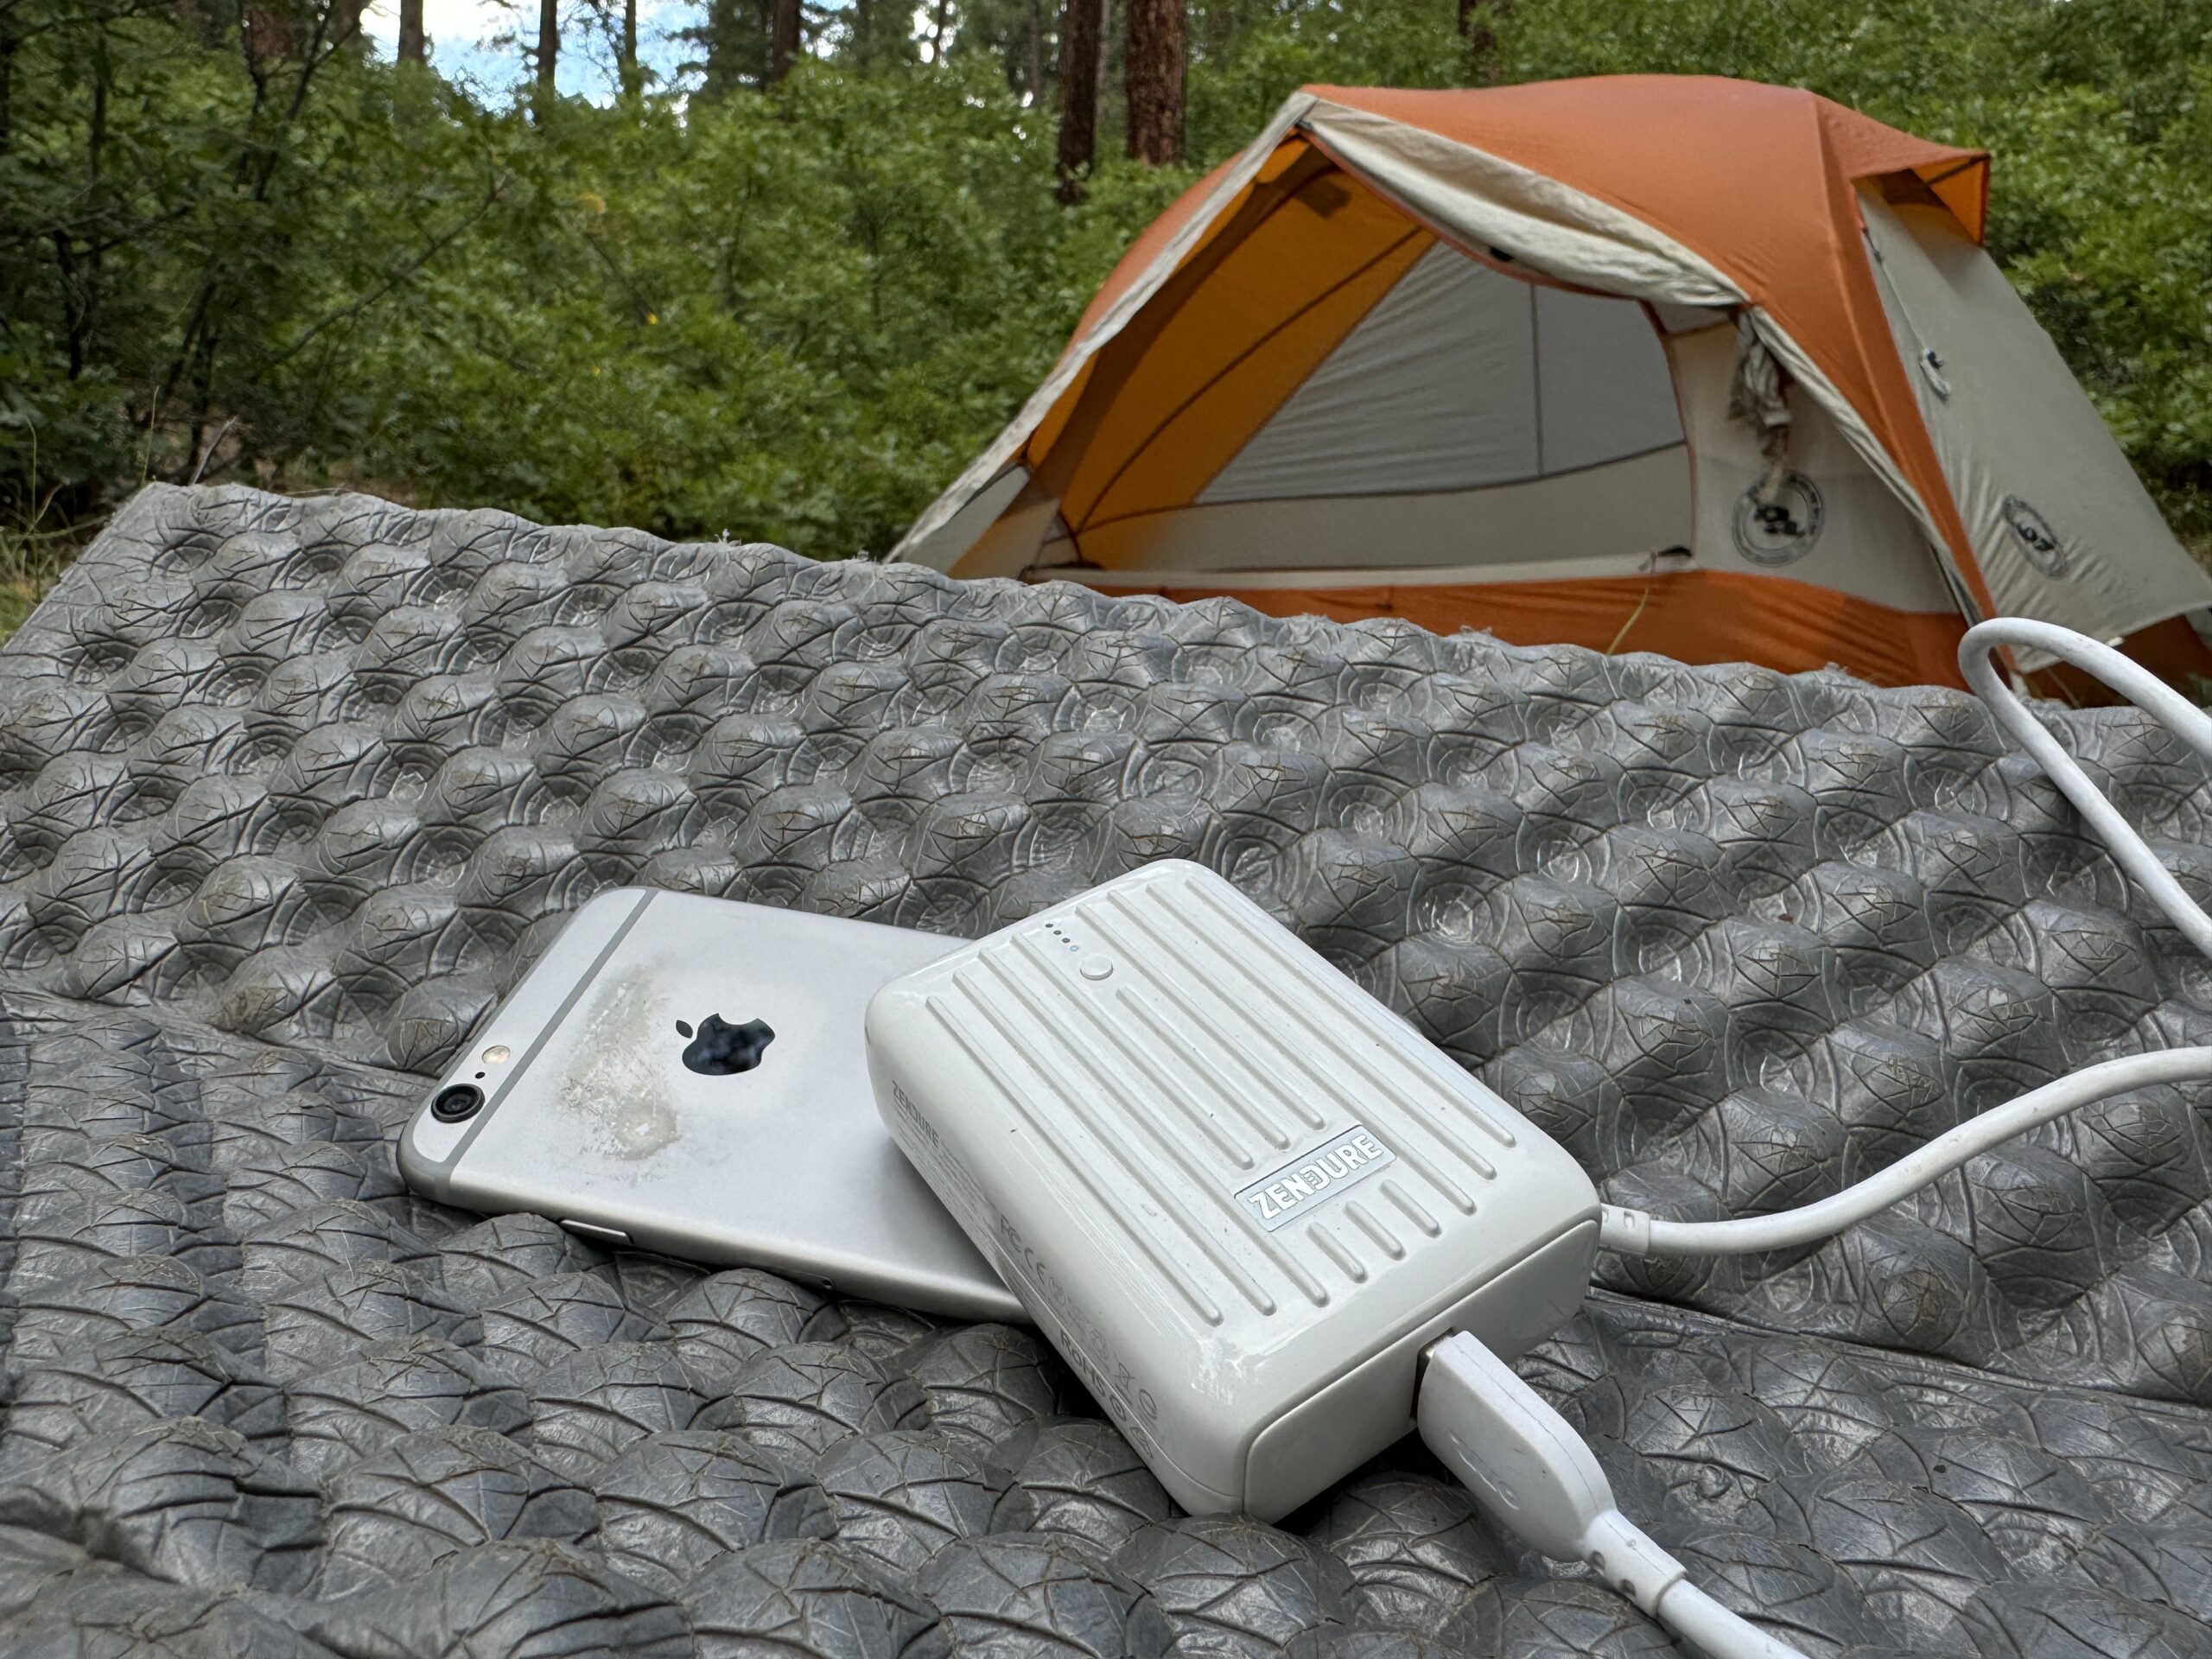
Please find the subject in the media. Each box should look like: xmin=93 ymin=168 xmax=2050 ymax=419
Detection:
xmin=1 ymin=483 xmax=2209 ymax=1657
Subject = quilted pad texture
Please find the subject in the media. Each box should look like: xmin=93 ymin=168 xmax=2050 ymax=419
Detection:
xmin=2 ymin=482 xmax=2210 ymax=1657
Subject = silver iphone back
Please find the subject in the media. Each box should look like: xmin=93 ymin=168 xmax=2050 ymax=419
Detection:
xmin=398 ymin=887 xmax=1021 ymax=1322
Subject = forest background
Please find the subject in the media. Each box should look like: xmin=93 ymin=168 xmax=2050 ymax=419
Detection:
xmin=6 ymin=0 xmax=2210 ymax=632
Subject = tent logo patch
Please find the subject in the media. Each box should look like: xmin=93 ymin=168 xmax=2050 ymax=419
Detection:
xmin=2002 ymin=495 xmax=2068 ymax=575
xmin=1732 ymin=473 xmax=1824 ymax=567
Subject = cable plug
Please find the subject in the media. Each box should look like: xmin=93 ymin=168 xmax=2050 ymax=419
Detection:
xmin=1418 ymin=1332 xmax=1679 ymax=1609
xmin=1419 ymin=1331 xmax=1808 ymax=1659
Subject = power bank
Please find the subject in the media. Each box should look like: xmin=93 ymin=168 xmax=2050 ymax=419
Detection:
xmin=865 ymin=860 xmax=1600 ymax=1519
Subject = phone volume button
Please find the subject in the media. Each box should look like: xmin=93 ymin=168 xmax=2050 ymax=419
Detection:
xmin=557 ymin=1219 xmax=632 ymax=1246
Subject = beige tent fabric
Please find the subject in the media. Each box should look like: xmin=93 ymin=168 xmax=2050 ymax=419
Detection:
xmin=1296 ymin=101 xmax=1743 ymax=307
xmin=1860 ymin=190 xmax=2212 ymax=651
xmin=1036 ymin=448 xmax=1695 ymax=579
xmin=1197 ymin=244 xmax=1683 ymax=505
xmin=1538 ymin=285 xmax=1688 ymax=473
xmin=1200 ymin=243 xmax=1548 ymax=501
xmin=1669 ymin=321 xmax=1956 ymax=612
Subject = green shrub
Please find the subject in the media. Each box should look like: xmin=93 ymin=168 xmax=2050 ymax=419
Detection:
xmin=6 ymin=0 xmax=2211 ymax=567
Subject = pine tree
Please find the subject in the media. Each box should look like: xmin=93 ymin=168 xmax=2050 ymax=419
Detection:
xmin=1053 ymin=0 xmax=1105 ymax=200
xmin=536 ymin=0 xmax=558 ymax=94
xmin=1123 ymin=0 xmax=1180 ymax=164
xmin=397 ymin=0 xmax=425 ymax=62
xmin=769 ymin=0 xmax=798 ymax=79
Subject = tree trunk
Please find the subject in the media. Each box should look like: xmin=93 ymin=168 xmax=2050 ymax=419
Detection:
xmin=0 ymin=23 xmax=16 ymax=155
xmin=55 ymin=25 xmax=112 ymax=382
xmin=620 ymin=0 xmax=639 ymax=90
xmin=1123 ymin=0 xmax=1181 ymax=165
xmin=768 ymin=0 xmax=798 ymax=80
xmin=1462 ymin=0 xmax=1510 ymax=82
xmin=925 ymin=0 xmax=950 ymax=63
xmin=241 ymin=0 xmax=300 ymax=62
xmin=1053 ymin=0 xmax=1104 ymax=200
xmin=1026 ymin=0 xmax=1044 ymax=105
xmin=397 ymin=0 xmax=426 ymax=61
xmin=536 ymin=0 xmax=558 ymax=95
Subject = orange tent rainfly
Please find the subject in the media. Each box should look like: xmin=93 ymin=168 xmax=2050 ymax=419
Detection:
xmin=895 ymin=78 xmax=2212 ymax=689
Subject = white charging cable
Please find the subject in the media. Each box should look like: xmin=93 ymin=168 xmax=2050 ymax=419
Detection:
xmin=1597 ymin=617 xmax=2212 ymax=1259
xmin=1426 ymin=618 xmax=2212 ymax=1659
xmin=1965 ymin=618 xmax=2212 ymax=954
xmin=1421 ymin=1332 xmax=1808 ymax=1659
xmin=1598 ymin=1045 xmax=2212 ymax=1255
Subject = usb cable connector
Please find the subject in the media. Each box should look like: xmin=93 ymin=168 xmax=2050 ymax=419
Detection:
xmin=1419 ymin=1332 xmax=1808 ymax=1659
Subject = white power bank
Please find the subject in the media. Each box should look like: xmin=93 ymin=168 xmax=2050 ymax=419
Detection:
xmin=865 ymin=860 xmax=1599 ymax=1519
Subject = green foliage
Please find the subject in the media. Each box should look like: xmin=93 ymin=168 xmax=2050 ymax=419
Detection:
xmin=342 ymin=66 xmax=1148 ymax=553
xmin=1185 ymin=0 xmax=1462 ymax=160
xmin=1 ymin=4 xmax=1173 ymax=556
xmin=5 ymin=0 xmax=2212 ymax=573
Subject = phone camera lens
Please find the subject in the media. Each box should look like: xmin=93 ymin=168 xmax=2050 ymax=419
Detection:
xmin=431 ymin=1084 xmax=484 ymax=1122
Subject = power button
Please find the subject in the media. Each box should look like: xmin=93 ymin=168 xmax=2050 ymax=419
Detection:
xmin=1078 ymin=957 xmax=1114 ymax=982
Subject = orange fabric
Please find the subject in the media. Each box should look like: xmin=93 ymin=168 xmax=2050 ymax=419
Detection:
xmin=977 ymin=144 xmax=1349 ymax=575
xmin=1306 ymin=79 xmax=1996 ymax=620
xmin=1064 ymin=139 xmax=1319 ymax=347
xmin=1083 ymin=569 xmax=1973 ymax=689
xmin=1071 ymin=141 xmax=1321 ymax=347
xmin=1799 ymin=105 xmax=1988 ymax=244
xmin=1078 ymin=212 xmax=1428 ymax=536
xmin=966 ymin=76 xmax=2028 ymax=678
xmin=1055 ymin=575 xmax=2211 ymax=698
xmin=1028 ymin=353 xmax=1097 ymax=461
xmin=1039 ymin=155 xmax=1427 ymax=536
xmin=1068 ymin=156 xmax=1244 ymax=346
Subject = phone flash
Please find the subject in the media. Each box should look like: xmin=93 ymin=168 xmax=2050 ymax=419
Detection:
xmin=481 ymin=1045 xmax=511 ymax=1065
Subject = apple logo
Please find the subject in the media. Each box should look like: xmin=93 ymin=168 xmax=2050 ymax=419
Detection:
xmin=676 ymin=1014 xmax=777 ymax=1077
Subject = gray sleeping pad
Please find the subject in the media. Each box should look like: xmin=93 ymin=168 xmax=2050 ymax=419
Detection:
xmin=0 ymin=482 xmax=2209 ymax=1658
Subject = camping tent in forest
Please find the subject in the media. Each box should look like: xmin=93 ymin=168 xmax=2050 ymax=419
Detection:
xmin=896 ymin=77 xmax=2212 ymax=690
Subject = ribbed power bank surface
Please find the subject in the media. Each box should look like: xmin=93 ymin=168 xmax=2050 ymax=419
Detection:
xmin=867 ymin=860 xmax=1600 ymax=1519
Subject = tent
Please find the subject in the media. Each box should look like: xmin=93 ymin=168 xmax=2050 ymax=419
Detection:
xmin=895 ymin=78 xmax=2212 ymax=690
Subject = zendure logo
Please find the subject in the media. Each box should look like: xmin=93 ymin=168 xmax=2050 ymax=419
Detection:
xmin=1236 ymin=1126 xmax=1397 ymax=1232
